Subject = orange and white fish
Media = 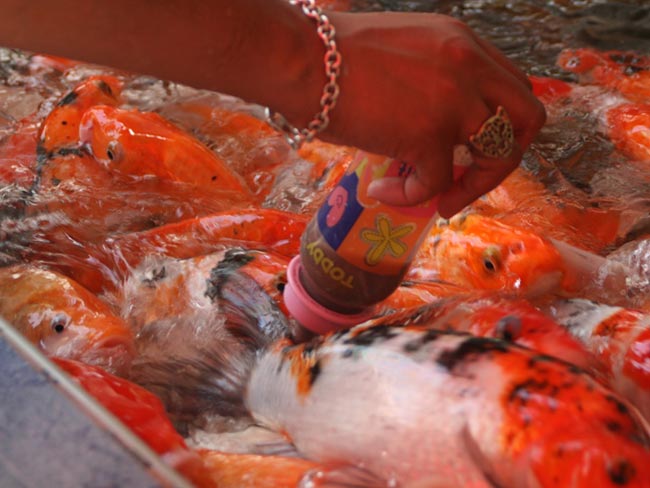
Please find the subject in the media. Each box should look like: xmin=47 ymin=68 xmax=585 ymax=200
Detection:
xmin=162 ymin=300 xmax=650 ymax=487
xmin=120 ymin=247 xmax=291 ymax=332
xmin=369 ymin=293 xmax=600 ymax=371
xmin=410 ymin=213 xmax=570 ymax=297
xmin=124 ymin=247 xmax=297 ymax=424
xmin=0 ymin=264 xmax=134 ymax=374
xmin=557 ymin=47 xmax=650 ymax=102
xmin=79 ymin=104 xmax=250 ymax=193
xmin=53 ymin=358 xmax=214 ymax=488
xmin=539 ymin=297 xmax=650 ymax=421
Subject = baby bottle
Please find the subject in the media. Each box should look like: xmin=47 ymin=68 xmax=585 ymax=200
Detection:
xmin=284 ymin=148 xmax=469 ymax=335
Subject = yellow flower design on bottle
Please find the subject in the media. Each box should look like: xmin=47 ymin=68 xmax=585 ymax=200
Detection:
xmin=360 ymin=214 xmax=416 ymax=266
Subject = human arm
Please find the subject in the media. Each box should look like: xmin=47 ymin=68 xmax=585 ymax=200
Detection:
xmin=0 ymin=0 xmax=545 ymax=217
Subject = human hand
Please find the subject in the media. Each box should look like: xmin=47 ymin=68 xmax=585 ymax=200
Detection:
xmin=317 ymin=11 xmax=546 ymax=218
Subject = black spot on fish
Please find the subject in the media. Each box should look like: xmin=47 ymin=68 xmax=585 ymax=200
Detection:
xmin=343 ymin=325 xmax=399 ymax=347
xmin=508 ymin=378 xmax=553 ymax=406
xmin=624 ymin=65 xmax=646 ymax=75
xmin=341 ymin=348 xmax=354 ymax=359
xmin=608 ymin=459 xmax=635 ymax=485
xmin=56 ymin=147 xmax=84 ymax=158
xmin=403 ymin=328 xmax=445 ymax=353
xmin=309 ymin=359 xmax=321 ymax=387
xmin=57 ymin=90 xmax=78 ymax=106
xmin=51 ymin=178 xmax=61 ymax=186
xmin=205 ymin=249 xmax=255 ymax=301
xmin=211 ymin=175 xmax=217 ymax=181
xmin=96 ymin=80 xmax=113 ymax=95
xmin=605 ymin=394 xmax=630 ymax=415
xmin=607 ymin=420 xmax=623 ymax=433
xmin=61 ymin=120 xmax=67 ymax=125
xmin=436 ymin=337 xmax=509 ymax=371
xmin=495 ymin=316 xmax=522 ymax=342
xmin=142 ymin=266 xmax=166 ymax=287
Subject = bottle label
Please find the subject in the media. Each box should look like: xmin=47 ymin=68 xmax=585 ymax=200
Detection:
xmin=316 ymin=153 xmax=440 ymax=275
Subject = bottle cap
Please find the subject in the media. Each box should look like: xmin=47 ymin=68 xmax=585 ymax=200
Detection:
xmin=284 ymin=256 xmax=375 ymax=335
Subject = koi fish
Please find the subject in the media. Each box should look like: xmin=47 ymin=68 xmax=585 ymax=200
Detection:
xmin=79 ymin=104 xmax=250 ymax=193
xmin=557 ymin=47 xmax=650 ymax=102
xmin=157 ymin=97 xmax=289 ymax=200
xmin=125 ymin=247 xmax=296 ymax=425
xmin=196 ymin=450 xmax=381 ymax=488
xmin=539 ymin=297 xmax=650 ymax=421
xmin=606 ymin=102 xmax=650 ymax=162
xmin=158 ymin=96 xmax=354 ymax=210
xmin=158 ymin=290 xmax=650 ymax=487
xmin=369 ymin=293 xmax=600 ymax=371
xmin=409 ymin=213 xmax=570 ymax=296
xmin=469 ymin=167 xmax=625 ymax=253
xmin=38 ymin=75 xmax=123 ymax=157
xmin=52 ymin=358 xmax=215 ymax=488
xmin=120 ymin=247 xmax=290 ymax=333
xmin=64 ymin=208 xmax=307 ymax=294
xmin=378 ymin=279 xmax=468 ymax=312
xmin=0 ymin=264 xmax=134 ymax=374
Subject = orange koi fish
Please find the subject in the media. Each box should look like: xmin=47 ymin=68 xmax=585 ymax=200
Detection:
xmin=158 ymin=96 xmax=354 ymax=210
xmin=606 ymin=102 xmax=650 ymax=162
xmin=0 ymin=264 xmax=134 ymax=374
xmin=557 ymin=47 xmax=650 ymax=102
xmin=410 ymin=213 xmax=570 ymax=297
xmin=158 ymin=97 xmax=289 ymax=200
xmin=65 ymin=208 xmax=307 ymax=294
xmin=378 ymin=279 xmax=469 ymax=312
xmin=38 ymin=75 xmax=123 ymax=155
xmin=540 ymin=297 xmax=650 ymax=422
xmin=369 ymin=293 xmax=600 ymax=371
xmin=53 ymin=358 xmax=214 ymax=488
xmin=79 ymin=104 xmax=250 ymax=193
xmin=469 ymin=167 xmax=624 ymax=253
xmin=197 ymin=450 xmax=381 ymax=488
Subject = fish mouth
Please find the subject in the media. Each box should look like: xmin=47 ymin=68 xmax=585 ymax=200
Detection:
xmin=519 ymin=271 xmax=564 ymax=297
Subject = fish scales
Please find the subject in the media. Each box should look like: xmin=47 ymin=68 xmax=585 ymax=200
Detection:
xmin=246 ymin=325 xmax=650 ymax=487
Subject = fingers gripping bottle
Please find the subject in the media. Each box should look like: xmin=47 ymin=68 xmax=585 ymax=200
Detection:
xmin=285 ymin=149 xmax=469 ymax=335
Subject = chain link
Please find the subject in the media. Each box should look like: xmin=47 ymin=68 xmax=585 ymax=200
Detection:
xmin=265 ymin=0 xmax=342 ymax=150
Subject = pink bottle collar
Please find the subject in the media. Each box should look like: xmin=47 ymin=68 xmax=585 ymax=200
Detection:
xmin=284 ymin=256 xmax=375 ymax=335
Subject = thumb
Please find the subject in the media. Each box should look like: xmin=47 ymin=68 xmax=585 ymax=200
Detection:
xmin=366 ymin=146 xmax=454 ymax=207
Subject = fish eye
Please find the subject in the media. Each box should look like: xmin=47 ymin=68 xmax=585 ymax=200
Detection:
xmin=482 ymin=247 xmax=501 ymax=273
xmin=51 ymin=314 xmax=68 ymax=334
xmin=106 ymin=140 xmax=123 ymax=162
xmin=566 ymin=56 xmax=581 ymax=69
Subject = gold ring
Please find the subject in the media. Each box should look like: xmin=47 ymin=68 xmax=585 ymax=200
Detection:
xmin=469 ymin=106 xmax=515 ymax=159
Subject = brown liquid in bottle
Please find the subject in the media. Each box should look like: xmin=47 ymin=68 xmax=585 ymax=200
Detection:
xmin=296 ymin=151 xmax=446 ymax=315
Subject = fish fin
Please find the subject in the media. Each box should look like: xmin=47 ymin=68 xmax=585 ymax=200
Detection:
xmin=129 ymin=248 xmax=293 ymax=428
xmin=460 ymin=425 xmax=505 ymax=488
xmin=206 ymin=247 xmax=291 ymax=346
